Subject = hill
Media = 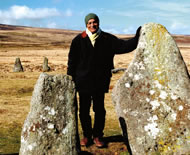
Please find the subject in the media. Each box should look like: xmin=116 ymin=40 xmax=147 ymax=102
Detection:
xmin=0 ymin=24 xmax=80 ymax=49
xmin=1 ymin=24 xmax=189 ymax=50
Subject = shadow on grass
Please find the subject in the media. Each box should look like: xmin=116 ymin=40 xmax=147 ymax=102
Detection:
xmin=104 ymin=134 xmax=124 ymax=143
xmin=101 ymin=135 xmax=126 ymax=150
xmin=79 ymin=151 xmax=93 ymax=155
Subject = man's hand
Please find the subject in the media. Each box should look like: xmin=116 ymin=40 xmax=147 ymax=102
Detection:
xmin=135 ymin=26 xmax=141 ymax=40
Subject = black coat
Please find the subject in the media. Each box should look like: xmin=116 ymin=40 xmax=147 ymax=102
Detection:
xmin=67 ymin=30 xmax=139 ymax=93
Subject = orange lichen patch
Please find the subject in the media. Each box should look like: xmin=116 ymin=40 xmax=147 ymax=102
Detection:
xmin=29 ymin=122 xmax=41 ymax=132
xmin=176 ymin=101 xmax=190 ymax=123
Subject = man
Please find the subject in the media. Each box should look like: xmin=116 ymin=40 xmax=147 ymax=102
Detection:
xmin=67 ymin=13 xmax=141 ymax=148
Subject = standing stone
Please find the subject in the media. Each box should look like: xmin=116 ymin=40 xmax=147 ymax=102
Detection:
xmin=42 ymin=57 xmax=51 ymax=72
xmin=112 ymin=23 xmax=190 ymax=155
xmin=13 ymin=57 xmax=23 ymax=72
xmin=19 ymin=73 xmax=79 ymax=155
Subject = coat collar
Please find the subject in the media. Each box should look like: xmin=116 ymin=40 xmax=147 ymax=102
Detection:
xmin=81 ymin=30 xmax=104 ymax=39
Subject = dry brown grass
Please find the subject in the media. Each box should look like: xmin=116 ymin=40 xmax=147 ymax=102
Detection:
xmin=0 ymin=24 xmax=190 ymax=154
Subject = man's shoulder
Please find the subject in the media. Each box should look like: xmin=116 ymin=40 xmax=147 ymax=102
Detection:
xmin=72 ymin=31 xmax=87 ymax=41
xmin=101 ymin=31 xmax=117 ymax=39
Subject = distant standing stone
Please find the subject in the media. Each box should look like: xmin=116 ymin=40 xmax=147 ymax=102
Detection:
xmin=112 ymin=23 xmax=190 ymax=155
xmin=42 ymin=57 xmax=50 ymax=72
xmin=19 ymin=73 xmax=79 ymax=155
xmin=13 ymin=57 xmax=23 ymax=72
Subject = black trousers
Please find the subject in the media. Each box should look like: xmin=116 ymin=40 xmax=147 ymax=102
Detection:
xmin=79 ymin=92 xmax=106 ymax=138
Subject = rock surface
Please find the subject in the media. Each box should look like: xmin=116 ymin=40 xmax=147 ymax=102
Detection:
xmin=42 ymin=57 xmax=51 ymax=72
xmin=13 ymin=57 xmax=23 ymax=72
xmin=19 ymin=73 xmax=79 ymax=155
xmin=112 ymin=23 xmax=190 ymax=155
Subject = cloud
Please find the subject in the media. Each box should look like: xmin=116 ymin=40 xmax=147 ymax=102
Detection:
xmin=1 ymin=5 xmax=60 ymax=20
xmin=123 ymin=26 xmax=136 ymax=34
xmin=146 ymin=1 xmax=190 ymax=14
xmin=0 ymin=5 xmax=61 ymax=25
xmin=103 ymin=28 xmax=120 ymax=34
xmin=169 ymin=21 xmax=189 ymax=34
xmin=47 ymin=22 xmax=58 ymax=28
xmin=65 ymin=9 xmax=72 ymax=17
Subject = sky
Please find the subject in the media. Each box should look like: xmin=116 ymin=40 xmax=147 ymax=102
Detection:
xmin=0 ymin=0 xmax=189 ymax=34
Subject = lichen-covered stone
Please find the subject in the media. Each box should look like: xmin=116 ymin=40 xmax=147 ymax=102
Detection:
xmin=13 ymin=57 xmax=23 ymax=72
xmin=112 ymin=23 xmax=190 ymax=155
xmin=19 ymin=73 xmax=78 ymax=155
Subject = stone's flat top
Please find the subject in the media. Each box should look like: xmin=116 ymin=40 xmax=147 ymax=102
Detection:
xmin=112 ymin=23 xmax=190 ymax=155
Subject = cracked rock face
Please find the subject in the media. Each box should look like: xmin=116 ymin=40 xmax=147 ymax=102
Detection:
xmin=112 ymin=23 xmax=190 ymax=155
xmin=19 ymin=73 xmax=78 ymax=155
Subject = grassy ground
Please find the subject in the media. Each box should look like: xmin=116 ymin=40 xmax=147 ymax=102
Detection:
xmin=0 ymin=48 xmax=190 ymax=154
xmin=0 ymin=71 xmax=129 ymax=155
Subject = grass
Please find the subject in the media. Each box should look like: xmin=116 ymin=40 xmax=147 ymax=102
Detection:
xmin=0 ymin=123 xmax=21 ymax=154
xmin=0 ymin=71 xmax=128 ymax=155
xmin=0 ymin=72 xmax=39 ymax=154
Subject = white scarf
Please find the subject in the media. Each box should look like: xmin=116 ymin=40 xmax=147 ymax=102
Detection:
xmin=86 ymin=28 xmax=101 ymax=46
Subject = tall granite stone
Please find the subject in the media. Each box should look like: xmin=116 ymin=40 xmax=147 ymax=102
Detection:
xmin=112 ymin=23 xmax=190 ymax=155
xmin=13 ymin=57 xmax=24 ymax=72
xmin=19 ymin=73 xmax=79 ymax=155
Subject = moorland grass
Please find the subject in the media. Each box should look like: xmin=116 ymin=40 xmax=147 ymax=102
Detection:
xmin=0 ymin=71 xmax=129 ymax=154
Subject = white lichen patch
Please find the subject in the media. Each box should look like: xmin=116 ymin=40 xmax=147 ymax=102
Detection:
xmin=160 ymin=101 xmax=171 ymax=112
xmin=178 ymin=105 xmax=183 ymax=111
xmin=170 ymin=93 xmax=178 ymax=100
xmin=134 ymin=74 xmax=143 ymax=81
xmin=130 ymin=111 xmax=139 ymax=117
xmin=144 ymin=57 xmax=149 ymax=64
xmin=31 ymin=125 xmax=36 ymax=132
xmin=148 ymin=115 xmax=158 ymax=121
xmin=157 ymin=71 xmax=162 ymax=75
xmin=154 ymin=80 xmax=162 ymax=89
xmin=188 ymin=110 xmax=190 ymax=120
xmin=146 ymin=98 xmax=150 ymax=102
xmin=23 ymin=127 xmax=26 ymax=132
xmin=47 ymin=123 xmax=54 ymax=129
xmin=62 ymin=128 xmax=68 ymax=134
xmin=48 ymin=108 xmax=56 ymax=115
xmin=159 ymin=91 xmax=168 ymax=100
xmin=39 ymin=130 xmax=43 ymax=136
xmin=125 ymin=83 xmax=131 ymax=88
xmin=129 ymin=73 xmax=133 ymax=77
xmin=40 ymin=115 xmax=48 ymax=121
xmin=149 ymin=90 xmax=155 ymax=95
xmin=150 ymin=100 xmax=160 ymax=110
xmin=28 ymin=145 xmax=33 ymax=151
xmin=27 ymin=143 xmax=37 ymax=151
xmin=59 ymin=95 xmax=64 ymax=101
xmin=123 ymin=109 xmax=128 ymax=114
xmin=171 ymin=113 xmax=177 ymax=121
xmin=44 ymin=106 xmax=51 ymax=111
xmin=134 ymin=62 xmax=145 ymax=70
xmin=144 ymin=115 xmax=159 ymax=139
xmin=21 ymin=136 xmax=26 ymax=143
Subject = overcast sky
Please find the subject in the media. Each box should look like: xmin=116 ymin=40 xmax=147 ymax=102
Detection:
xmin=0 ymin=0 xmax=190 ymax=34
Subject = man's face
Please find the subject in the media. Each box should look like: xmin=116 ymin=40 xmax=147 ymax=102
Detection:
xmin=87 ymin=19 xmax=99 ymax=34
